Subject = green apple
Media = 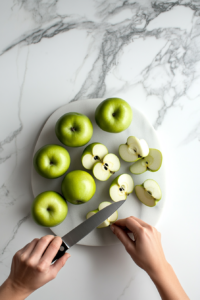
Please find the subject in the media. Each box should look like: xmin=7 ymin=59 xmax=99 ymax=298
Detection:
xmin=119 ymin=136 xmax=149 ymax=162
xmin=33 ymin=144 xmax=70 ymax=179
xmin=109 ymin=174 xmax=134 ymax=202
xmin=135 ymin=179 xmax=162 ymax=207
xmin=98 ymin=201 xmax=118 ymax=224
xmin=130 ymin=149 xmax=162 ymax=174
xmin=31 ymin=191 xmax=68 ymax=227
xmin=86 ymin=201 xmax=118 ymax=228
xmin=95 ymin=98 xmax=133 ymax=133
xmin=86 ymin=209 xmax=110 ymax=228
xmin=81 ymin=142 xmax=108 ymax=170
xmin=61 ymin=170 xmax=96 ymax=204
xmin=55 ymin=112 xmax=93 ymax=147
xmin=92 ymin=153 xmax=120 ymax=181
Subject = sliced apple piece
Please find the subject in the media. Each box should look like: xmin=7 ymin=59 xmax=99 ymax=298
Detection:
xmin=130 ymin=149 xmax=162 ymax=174
xmin=86 ymin=209 xmax=98 ymax=219
xmin=92 ymin=153 xmax=120 ymax=181
xmin=135 ymin=179 xmax=162 ymax=207
xmin=86 ymin=207 xmax=111 ymax=228
xmin=109 ymin=174 xmax=134 ymax=202
xmin=98 ymin=201 xmax=118 ymax=224
xmin=82 ymin=142 xmax=108 ymax=170
xmin=119 ymin=136 xmax=149 ymax=162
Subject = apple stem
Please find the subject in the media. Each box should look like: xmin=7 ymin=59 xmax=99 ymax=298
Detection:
xmin=70 ymin=127 xmax=76 ymax=132
xmin=112 ymin=113 xmax=116 ymax=117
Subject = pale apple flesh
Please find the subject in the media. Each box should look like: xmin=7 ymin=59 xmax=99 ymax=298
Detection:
xmin=98 ymin=201 xmax=118 ymax=223
xmin=109 ymin=174 xmax=134 ymax=202
xmin=119 ymin=136 xmax=149 ymax=162
xmin=86 ymin=210 xmax=109 ymax=228
xmin=130 ymin=149 xmax=162 ymax=174
xmin=82 ymin=143 xmax=108 ymax=170
xmin=135 ymin=179 xmax=162 ymax=207
xmin=86 ymin=207 xmax=111 ymax=228
xmin=92 ymin=153 xmax=120 ymax=181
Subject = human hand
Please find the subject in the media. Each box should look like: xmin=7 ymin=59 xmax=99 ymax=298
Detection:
xmin=110 ymin=217 xmax=190 ymax=300
xmin=1 ymin=235 xmax=70 ymax=299
xmin=110 ymin=216 xmax=167 ymax=277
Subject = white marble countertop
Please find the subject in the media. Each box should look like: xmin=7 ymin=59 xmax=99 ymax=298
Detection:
xmin=0 ymin=1 xmax=200 ymax=299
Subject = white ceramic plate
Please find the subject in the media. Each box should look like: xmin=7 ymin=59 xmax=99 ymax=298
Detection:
xmin=31 ymin=98 xmax=166 ymax=246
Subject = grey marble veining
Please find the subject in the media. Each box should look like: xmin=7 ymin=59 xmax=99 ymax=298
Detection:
xmin=0 ymin=1 xmax=200 ymax=299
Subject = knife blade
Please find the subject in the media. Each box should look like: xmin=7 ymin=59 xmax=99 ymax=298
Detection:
xmin=51 ymin=200 xmax=125 ymax=263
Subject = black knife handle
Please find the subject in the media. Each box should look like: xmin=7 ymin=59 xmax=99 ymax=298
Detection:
xmin=51 ymin=240 xmax=69 ymax=264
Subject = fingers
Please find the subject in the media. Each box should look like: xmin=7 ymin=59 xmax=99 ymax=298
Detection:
xmin=110 ymin=224 xmax=135 ymax=255
xmin=129 ymin=216 xmax=152 ymax=229
xmin=113 ymin=217 xmax=142 ymax=237
xmin=29 ymin=235 xmax=55 ymax=262
xmin=20 ymin=239 xmax=39 ymax=257
xmin=41 ymin=236 xmax=63 ymax=264
xmin=51 ymin=252 xmax=71 ymax=274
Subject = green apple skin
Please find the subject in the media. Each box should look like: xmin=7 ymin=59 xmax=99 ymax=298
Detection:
xmin=95 ymin=98 xmax=133 ymax=133
xmin=33 ymin=144 xmax=70 ymax=179
xmin=31 ymin=191 xmax=68 ymax=227
xmin=55 ymin=112 xmax=93 ymax=147
xmin=61 ymin=170 xmax=96 ymax=205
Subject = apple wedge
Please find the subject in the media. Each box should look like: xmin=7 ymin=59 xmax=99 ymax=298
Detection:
xmin=130 ymin=149 xmax=162 ymax=174
xmin=86 ymin=209 xmax=109 ymax=228
xmin=92 ymin=153 xmax=120 ymax=181
xmin=98 ymin=201 xmax=118 ymax=224
xmin=109 ymin=174 xmax=134 ymax=202
xmin=135 ymin=179 xmax=162 ymax=207
xmin=119 ymin=136 xmax=149 ymax=162
xmin=86 ymin=205 xmax=113 ymax=228
xmin=82 ymin=142 xmax=108 ymax=170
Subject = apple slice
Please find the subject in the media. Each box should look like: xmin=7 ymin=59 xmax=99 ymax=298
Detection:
xmin=92 ymin=153 xmax=120 ymax=181
xmin=109 ymin=174 xmax=134 ymax=202
xmin=119 ymin=136 xmax=149 ymax=162
xmin=135 ymin=179 xmax=162 ymax=207
xmin=86 ymin=208 xmax=110 ymax=228
xmin=82 ymin=143 xmax=108 ymax=170
xmin=130 ymin=149 xmax=162 ymax=174
xmin=98 ymin=201 xmax=118 ymax=224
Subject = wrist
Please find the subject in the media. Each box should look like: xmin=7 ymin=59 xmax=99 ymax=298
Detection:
xmin=147 ymin=260 xmax=171 ymax=284
xmin=0 ymin=277 xmax=32 ymax=300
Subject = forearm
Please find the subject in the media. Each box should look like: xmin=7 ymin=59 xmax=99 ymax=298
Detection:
xmin=0 ymin=278 xmax=31 ymax=300
xmin=149 ymin=263 xmax=189 ymax=300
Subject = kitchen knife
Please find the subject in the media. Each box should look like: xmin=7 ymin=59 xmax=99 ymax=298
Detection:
xmin=51 ymin=200 xmax=125 ymax=263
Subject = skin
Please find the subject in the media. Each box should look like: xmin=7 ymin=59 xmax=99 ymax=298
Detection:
xmin=31 ymin=191 xmax=68 ymax=227
xmin=61 ymin=170 xmax=96 ymax=204
xmin=110 ymin=217 xmax=189 ymax=300
xmin=55 ymin=112 xmax=93 ymax=147
xmin=95 ymin=98 xmax=133 ymax=133
xmin=33 ymin=144 xmax=70 ymax=179
xmin=0 ymin=217 xmax=189 ymax=300
xmin=0 ymin=235 xmax=70 ymax=300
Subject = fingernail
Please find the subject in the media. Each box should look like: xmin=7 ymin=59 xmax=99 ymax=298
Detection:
xmin=110 ymin=225 xmax=115 ymax=233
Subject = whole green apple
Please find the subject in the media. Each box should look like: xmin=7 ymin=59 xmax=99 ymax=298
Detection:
xmin=31 ymin=191 xmax=68 ymax=227
xmin=95 ymin=98 xmax=133 ymax=133
xmin=62 ymin=170 xmax=96 ymax=205
xmin=55 ymin=112 xmax=93 ymax=147
xmin=33 ymin=144 xmax=70 ymax=179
